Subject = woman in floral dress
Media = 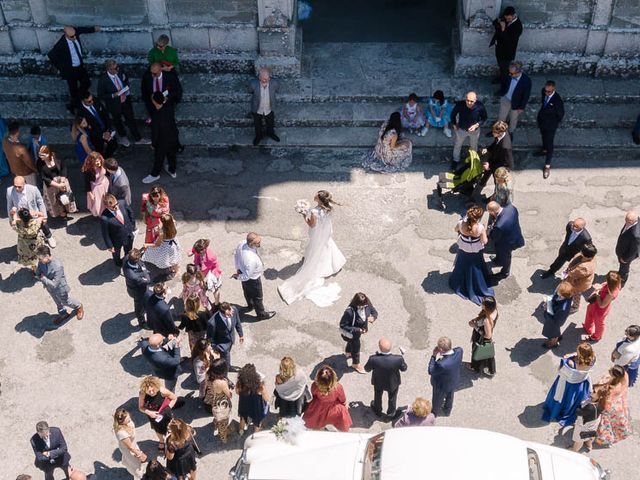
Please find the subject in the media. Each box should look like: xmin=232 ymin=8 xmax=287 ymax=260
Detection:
xmin=141 ymin=186 xmax=170 ymax=244
xmin=10 ymin=208 xmax=45 ymax=270
xmin=595 ymin=365 xmax=632 ymax=446
xmin=362 ymin=112 xmax=412 ymax=173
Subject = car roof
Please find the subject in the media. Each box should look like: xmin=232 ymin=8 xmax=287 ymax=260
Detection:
xmin=381 ymin=427 xmax=529 ymax=480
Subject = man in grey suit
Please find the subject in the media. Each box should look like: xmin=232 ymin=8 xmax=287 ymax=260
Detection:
xmin=104 ymin=157 xmax=132 ymax=206
xmin=249 ymin=68 xmax=280 ymax=146
xmin=35 ymin=245 xmax=84 ymax=325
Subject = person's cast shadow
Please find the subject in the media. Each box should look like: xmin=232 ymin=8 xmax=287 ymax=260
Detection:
xmin=65 ymin=214 xmax=100 ymax=247
xmin=15 ymin=311 xmax=58 ymax=338
xmin=263 ymin=259 xmax=303 ymax=282
xmin=422 ymin=270 xmax=453 ymax=295
xmin=78 ymin=258 xmax=121 ymax=285
xmin=518 ymin=402 xmax=548 ymax=429
xmin=0 ymin=266 xmax=36 ymax=293
xmin=310 ymin=354 xmax=350 ymax=381
xmin=119 ymin=343 xmax=151 ymax=378
xmin=100 ymin=312 xmax=138 ymax=345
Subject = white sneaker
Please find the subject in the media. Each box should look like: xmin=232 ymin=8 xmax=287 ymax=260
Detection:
xmin=419 ymin=126 xmax=428 ymax=136
xmin=163 ymin=165 xmax=177 ymax=179
xmin=444 ymin=128 xmax=452 ymax=138
xmin=142 ymin=174 xmax=160 ymax=184
xmin=47 ymin=236 xmax=57 ymax=248
xmin=135 ymin=138 xmax=152 ymax=145
xmin=119 ymin=136 xmax=131 ymax=147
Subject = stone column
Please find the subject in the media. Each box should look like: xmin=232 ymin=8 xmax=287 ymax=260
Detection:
xmin=255 ymin=0 xmax=301 ymax=76
xmin=0 ymin=2 xmax=14 ymax=54
xmin=585 ymin=0 xmax=614 ymax=55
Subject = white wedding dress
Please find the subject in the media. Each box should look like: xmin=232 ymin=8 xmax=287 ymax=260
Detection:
xmin=278 ymin=207 xmax=346 ymax=307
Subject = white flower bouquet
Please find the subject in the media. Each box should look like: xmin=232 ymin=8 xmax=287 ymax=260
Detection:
xmin=294 ymin=199 xmax=311 ymax=217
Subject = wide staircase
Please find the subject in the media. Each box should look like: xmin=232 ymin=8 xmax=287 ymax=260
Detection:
xmin=1 ymin=42 xmax=639 ymax=156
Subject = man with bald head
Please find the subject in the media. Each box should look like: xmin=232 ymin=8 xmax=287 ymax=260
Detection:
xmin=141 ymin=333 xmax=182 ymax=391
xmin=450 ymin=91 xmax=488 ymax=167
xmin=616 ymin=210 xmax=640 ymax=287
xmin=364 ymin=337 xmax=408 ymax=418
xmin=541 ymin=217 xmax=592 ymax=279
xmin=141 ymin=61 xmax=183 ymax=120
xmin=6 ymin=175 xmax=56 ymax=248
xmin=487 ymin=200 xmax=524 ymax=281
xmin=233 ymin=232 xmax=276 ymax=320
xmin=249 ymin=68 xmax=280 ymax=146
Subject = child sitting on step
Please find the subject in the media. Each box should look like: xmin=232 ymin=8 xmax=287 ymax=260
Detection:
xmin=426 ymin=90 xmax=454 ymax=138
xmin=400 ymin=93 xmax=427 ymax=136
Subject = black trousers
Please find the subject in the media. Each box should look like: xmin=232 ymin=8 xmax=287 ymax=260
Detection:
xmin=127 ymin=288 xmax=147 ymax=325
xmin=65 ymin=66 xmax=91 ymax=107
xmin=619 ymin=260 xmax=632 ymax=287
xmin=252 ymin=112 xmax=275 ymax=139
xmin=36 ymin=454 xmax=71 ymax=480
xmin=548 ymin=251 xmax=572 ymax=275
xmin=495 ymin=247 xmax=512 ymax=275
xmin=109 ymin=99 xmax=142 ymax=141
xmin=496 ymin=58 xmax=511 ymax=92
xmin=342 ymin=333 xmax=362 ymax=364
xmin=471 ymin=170 xmax=494 ymax=201
xmin=241 ymin=278 xmax=266 ymax=316
xmin=112 ymin=236 xmax=134 ymax=266
xmin=95 ymin=137 xmax=118 ymax=159
xmin=373 ymin=386 xmax=399 ymax=416
xmin=431 ymin=387 xmax=455 ymax=417
xmin=540 ymin=128 xmax=557 ymax=166
xmin=150 ymin=144 xmax=177 ymax=176
xmin=41 ymin=222 xmax=52 ymax=239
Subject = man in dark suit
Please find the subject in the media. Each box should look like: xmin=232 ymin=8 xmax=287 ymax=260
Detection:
xmin=207 ymin=302 xmax=244 ymax=369
xmin=541 ymin=217 xmax=591 ymax=278
xmin=487 ymin=201 xmax=525 ymax=280
xmin=616 ymin=210 xmax=640 ymax=287
xmin=100 ymin=193 xmax=135 ymax=266
xmin=497 ymin=61 xmax=531 ymax=139
xmin=141 ymin=333 xmax=181 ymax=391
xmin=104 ymin=157 xmax=132 ymax=206
xmin=144 ymin=282 xmax=179 ymax=337
xmin=141 ymin=62 xmax=183 ymax=119
xmin=364 ymin=337 xmax=408 ymax=418
xmin=123 ymin=248 xmax=151 ymax=328
xmin=47 ymin=25 xmax=100 ymax=112
xmin=473 ymin=120 xmax=513 ymax=200
xmin=536 ymin=81 xmax=565 ymax=179
xmin=249 ymin=68 xmax=280 ymax=146
xmin=78 ymin=91 xmax=118 ymax=157
xmin=142 ymin=91 xmax=180 ymax=184
xmin=489 ymin=6 xmax=523 ymax=90
xmin=97 ymin=59 xmax=148 ymax=148
xmin=428 ymin=336 xmax=463 ymax=417
xmin=30 ymin=421 xmax=71 ymax=480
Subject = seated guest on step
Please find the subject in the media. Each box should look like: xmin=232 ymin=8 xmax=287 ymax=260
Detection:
xmin=362 ymin=112 xmax=413 ymax=173
xmin=70 ymin=116 xmax=93 ymax=166
xmin=425 ymin=90 xmax=453 ymax=138
xmin=81 ymin=151 xmax=110 ymax=217
xmin=400 ymin=93 xmax=427 ymax=135
xmin=77 ymin=90 xmax=118 ymax=158
xmin=148 ymin=34 xmax=180 ymax=73
xmin=36 ymin=145 xmax=76 ymax=219
xmin=249 ymin=68 xmax=280 ymax=146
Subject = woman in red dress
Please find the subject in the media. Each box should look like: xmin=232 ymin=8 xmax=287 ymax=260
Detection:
xmin=582 ymin=271 xmax=621 ymax=342
xmin=141 ymin=186 xmax=170 ymax=243
xmin=303 ymin=365 xmax=352 ymax=432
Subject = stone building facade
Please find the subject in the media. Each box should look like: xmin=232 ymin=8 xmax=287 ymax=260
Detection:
xmin=0 ymin=0 xmax=638 ymax=77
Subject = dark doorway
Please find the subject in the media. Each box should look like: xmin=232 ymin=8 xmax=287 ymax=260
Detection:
xmin=301 ymin=0 xmax=456 ymax=44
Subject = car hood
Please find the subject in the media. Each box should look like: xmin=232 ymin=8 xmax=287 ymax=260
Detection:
xmin=244 ymin=430 xmax=373 ymax=480
xmin=529 ymin=442 xmax=600 ymax=480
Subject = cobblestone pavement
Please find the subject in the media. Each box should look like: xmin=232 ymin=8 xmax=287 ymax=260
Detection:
xmin=1 ymin=147 xmax=639 ymax=479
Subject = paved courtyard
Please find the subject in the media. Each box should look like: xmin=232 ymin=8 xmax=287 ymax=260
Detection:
xmin=1 ymin=146 xmax=640 ymax=479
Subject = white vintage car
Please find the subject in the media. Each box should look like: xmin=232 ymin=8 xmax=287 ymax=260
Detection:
xmin=229 ymin=426 xmax=609 ymax=480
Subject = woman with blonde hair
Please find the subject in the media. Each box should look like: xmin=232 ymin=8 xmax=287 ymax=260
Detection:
xmin=274 ymin=356 xmax=311 ymax=418
xmin=449 ymin=205 xmax=494 ymax=305
xmin=542 ymin=342 xmax=596 ymax=426
xmin=393 ymin=397 xmax=436 ymax=428
xmin=113 ymin=408 xmax=146 ymax=479
xmin=491 ymin=166 xmax=513 ymax=206
xmin=137 ymin=375 xmax=177 ymax=450
xmin=303 ymin=365 xmax=352 ymax=432
xmin=165 ymin=418 xmax=197 ymax=480
xmin=36 ymin=145 xmax=76 ymax=218
xmin=179 ymin=294 xmax=209 ymax=351
xmin=80 ymin=151 xmax=109 ymax=216
xmin=142 ymin=213 xmax=181 ymax=278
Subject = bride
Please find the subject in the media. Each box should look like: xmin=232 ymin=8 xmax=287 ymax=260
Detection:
xmin=278 ymin=190 xmax=346 ymax=307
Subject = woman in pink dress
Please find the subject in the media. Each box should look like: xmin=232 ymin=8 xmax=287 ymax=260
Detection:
xmin=303 ymin=365 xmax=352 ymax=432
xmin=595 ymin=365 xmax=632 ymax=447
xmin=582 ymin=271 xmax=621 ymax=342
xmin=141 ymin=186 xmax=170 ymax=244
xmin=81 ymin=152 xmax=109 ymax=217
xmin=189 ymin=238 xmax=223 ymax=307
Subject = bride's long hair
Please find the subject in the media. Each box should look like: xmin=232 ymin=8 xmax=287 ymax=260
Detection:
xmin=316 ymin=190 xmax=340 ymax=212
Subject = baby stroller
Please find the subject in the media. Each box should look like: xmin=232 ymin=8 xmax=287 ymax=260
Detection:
xmin=436 ymin=150 xmax=483 ymax=209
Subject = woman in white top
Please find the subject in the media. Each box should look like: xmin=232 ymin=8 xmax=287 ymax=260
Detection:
xmin=278 ymin=190 xmax=346 ymax=307
xmin=612 ymin=324 xmax=640 ymax=387
xmin=113 ymin=408 xmax=146 ymax=479
xmin=448 ymin=205 xmax=494 ymax=305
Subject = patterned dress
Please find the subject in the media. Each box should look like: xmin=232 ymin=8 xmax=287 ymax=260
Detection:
xmin=141 ymin=193 xmax=170 ymax=243
xmin=362 ymin=122 xmax=413 ymax=173
xmin=596 ymin=372 xmax=632 ymax=446
xmin=12 ymin=217 xmax=45 ymax=268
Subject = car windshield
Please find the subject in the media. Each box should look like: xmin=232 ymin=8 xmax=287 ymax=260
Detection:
xmin=527 ymin=448 xmax=542 ymax=480
xmin=362 ymin=433 xmax=384 ymax=480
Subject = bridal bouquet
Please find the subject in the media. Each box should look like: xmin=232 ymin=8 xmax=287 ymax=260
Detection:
xmin=294 ymin=199 xmax=311 ymax=217
xmin=271 ymin=416 xmax=306 ymax=444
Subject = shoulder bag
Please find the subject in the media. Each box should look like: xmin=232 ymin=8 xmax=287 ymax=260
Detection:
xmin=472 ymin=339 xmax=495 ymax=362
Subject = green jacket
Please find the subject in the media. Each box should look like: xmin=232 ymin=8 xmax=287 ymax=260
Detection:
xmin=148 ymin=45 xmax=179 ymax=67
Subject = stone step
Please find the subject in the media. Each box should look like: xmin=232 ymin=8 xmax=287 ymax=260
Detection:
xmin=0 ymin=74 xmax=639 ymax=104
xmin=3 ymin=99 xmax=638 ymax=130
xmin=30 ymin=125 xmax=639 ymax=151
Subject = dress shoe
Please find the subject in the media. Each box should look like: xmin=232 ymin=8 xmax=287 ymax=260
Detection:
xmin=543 ymin=166 xmax=551 ymax=179
xmin=142 ymin=174 xmax=160 ymax=184
xmin=369 ymin=401 xmax=383 ymax=417
xmin=75 ymin=304 xmax=85 ymax=320
xmin=253 ymin=136 xmax=261 ymax=146
xmin=240 ymin=305 xmax=254 ymax=313
xmin=268 ymin=133 xmax=280 ymax=142
xmin=256 ymin=311 xmax=276 ymax=320
xmin=540 ymin=270 xmax=552 ymax=279
xmin=46 ymin=236 xmax=57 ymax=249
xmin=352 ymin=365 xmax=366 ymax=374
xmin=53 ymin=311 xmax=72 ymax=325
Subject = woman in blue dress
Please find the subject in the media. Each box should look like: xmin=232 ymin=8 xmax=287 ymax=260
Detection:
xmin=71 ymin=116 xmax=93 ymax=166
xmin=449 ymin=205 xmax=494 ymax=305
xmin=542 ymin=281 xmax=573 ymax=348
xmin=0 ymin=117 xmax=10 ymax=178
xmin=542 ymin=342 xmax=595 ymax=426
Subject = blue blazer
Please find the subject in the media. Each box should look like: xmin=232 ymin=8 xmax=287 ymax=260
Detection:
xmin=490 ymin=204 xmax=525 ymax=252
xmin=141 ymin=339 xmax=181 ymax=380
xmin=144 ymin=292 xmax=179 ymax=336
xmin=123 ymin=258 xmax=151 ymax=297
xmin=28 ymin=134 xmax=48 ymax=163
xmin=428 ymin=347 xmax=463 ymax=392
xmin=502 ymin=72 xmax=532 ymax=110
xmin=30 ymin=426 xmax=71 ymax=467
xmin=100 ymin=200 xmax=135 ymax=249
xmin=207 ymin=309 xmax=243 ymax=354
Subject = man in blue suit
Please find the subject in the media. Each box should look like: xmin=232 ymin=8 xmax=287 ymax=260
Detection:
xmin=144 ymin=283 xmax=179 ymax=337
xmin=141 ymin=333 xmax=181 ymax=391
xmin=207 ymin=302 xmax=244 ymax=370
xmin=487 ymin=200 xmax=525 ymax=281
xmin=100 ymin=193 xmax=135 ymax=267
xmin=428 ymin=337 xmax=463 ymax=417
xmin=123 ymin=248 xmax=151 ymax=328
xmin=497 ymin=60 xmax=531 ymax=139
xmin=30 ymin=421 xmax=71 ymax=480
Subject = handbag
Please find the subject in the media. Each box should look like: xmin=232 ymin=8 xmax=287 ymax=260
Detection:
xmin=472 ymin=339 xmax=495 ymax=362
xmin=204 ymin=270 xmax=222 ymax=291
xmin=339 ymin=310 xmax=357 ymax=339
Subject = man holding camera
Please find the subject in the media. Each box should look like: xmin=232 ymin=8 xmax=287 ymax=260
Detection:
xmin=489 ymin=6 xmax=523 ymax=91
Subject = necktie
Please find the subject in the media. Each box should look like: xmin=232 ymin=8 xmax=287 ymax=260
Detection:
xmin=115 ymin=208 xmax=124 ymax=224
xmin=72 ymin=39 xmax=82 ymax=64
xmin=90 ymin=106 xmax=105 ymax=130
xmin=154 ymin=78 xmax=161 ymax=92
xmin=544 ymin=96 xmax=550 ymax=106
xmin=113 ymin=75 xmax=125 ymax=103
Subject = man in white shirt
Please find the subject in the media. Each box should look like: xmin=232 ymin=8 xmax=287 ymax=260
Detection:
xmin=541 ymin=217 xmax=592 ymax=278
xmin=612 ymin=325 xmax=640 ymax=385
xmin=615 ymin=210 xmax=640 ymax=287
xmin=249 ymin=69 xmax=280 ymax=146
xmin=232 ymin=232 xmax=276 ymax=320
